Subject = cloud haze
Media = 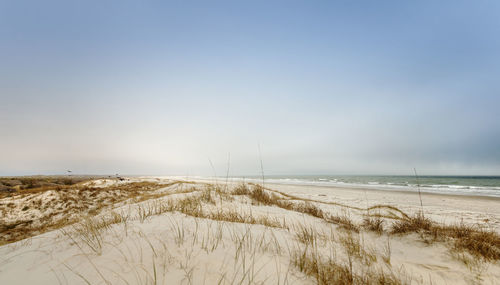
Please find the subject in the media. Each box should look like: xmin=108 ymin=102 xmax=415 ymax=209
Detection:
xmin=1 ymin=1 xmax=499 ymax=176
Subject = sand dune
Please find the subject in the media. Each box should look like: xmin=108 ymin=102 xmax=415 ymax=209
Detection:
xmin=1 ymin=177 xmax=499 ymax=284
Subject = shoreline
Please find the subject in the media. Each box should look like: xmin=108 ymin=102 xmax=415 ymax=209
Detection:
xmin=170 ymin=176 xmax=500 ymax=200
xmin=265 ymin=182 xmax=500 ymax=201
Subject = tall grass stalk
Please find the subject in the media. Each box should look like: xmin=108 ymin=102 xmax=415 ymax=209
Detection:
xmin=413 ymin=168 xmax=424 ymax=215
xmin=258 ymin=143 xmax=265 ymax=188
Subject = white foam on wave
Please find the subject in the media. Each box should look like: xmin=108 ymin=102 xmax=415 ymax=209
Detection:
xmin=224 ymin=177 xmax=500 ymax=198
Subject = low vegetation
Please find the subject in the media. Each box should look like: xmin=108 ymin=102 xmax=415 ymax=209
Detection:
xmin=0 ymin=179 xmax=185 ymax=244
xmin=0 ymin=176 xmax=98 ymax=198
xmin=363 ymin=216 xmax=384 ymax=234
xmin=391 ymin=213 xmax=500 ymax=261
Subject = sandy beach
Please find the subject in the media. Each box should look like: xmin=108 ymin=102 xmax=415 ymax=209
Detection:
xmin=0 ymin=177 xmax=499 ymax=284
xmin=264 ymin=182 xmax=500 ymax=232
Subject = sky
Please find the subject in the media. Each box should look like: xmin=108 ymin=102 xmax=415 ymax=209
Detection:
xmin=1 ymin=1 xmax=499 ymax=176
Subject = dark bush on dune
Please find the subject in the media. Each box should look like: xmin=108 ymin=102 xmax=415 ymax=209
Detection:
xmin=0 ymin=184 xmax=14 ymax=193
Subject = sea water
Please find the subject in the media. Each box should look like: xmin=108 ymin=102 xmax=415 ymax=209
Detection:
xmin=228 ymin=175 xmax=500 ymax=198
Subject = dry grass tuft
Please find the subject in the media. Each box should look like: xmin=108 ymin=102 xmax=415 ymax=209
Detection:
xmin=363 ymin=216 xmax=384 ymax=234
xmin=200 ymin=186 xmax=216 ymax=204
xmin=291 ymin=243 xmax=402 ymax=285
xmin=391 ymin=213 xmax=500 ymax=261
xmin=446 ymin=224 xmax=500 ymax=261
xmin=209 ymin=209 xmax=286 ymax=229
xmin=231 ymin=183 xmax=251 ymax=195
xmin=391 ymin=213 xmax=432 ymax=235
xmin=249 ymin=184 xmax=279 ymax=205
xmin=293 ymin=202 xmax=325 ymax=219
xmin=340 ymin=232 xmax=377 ymax=266
xmin=327 ymin=213 xmax=360 ymax=232
xmin=62 ymin=216 xmax=117 ymax=255
xmin=295 ymin=224 xmax=318 ymax=245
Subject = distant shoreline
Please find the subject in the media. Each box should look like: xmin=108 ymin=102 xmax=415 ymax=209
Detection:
xmin=264 ymin=182 xmax=500 ymax=201
xmin=173 ymin=175 xmax=500 ymax=199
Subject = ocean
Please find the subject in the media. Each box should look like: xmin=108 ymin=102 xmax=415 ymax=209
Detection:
xmin=227 ymin=175 xmax=500 ymax=198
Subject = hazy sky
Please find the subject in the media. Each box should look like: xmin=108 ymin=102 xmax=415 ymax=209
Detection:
xmin=1 ymin=1 xmax=499 ymax=176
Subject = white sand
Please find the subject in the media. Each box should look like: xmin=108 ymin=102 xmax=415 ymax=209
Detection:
xmin=0 ymin=177 xmax=499 ymax=284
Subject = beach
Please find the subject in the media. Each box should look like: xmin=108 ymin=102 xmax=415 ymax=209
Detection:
xmin=0 ymin=177 xmax=499 ymax=284
xmin=264 ymin=182 xmax=500 ymax=232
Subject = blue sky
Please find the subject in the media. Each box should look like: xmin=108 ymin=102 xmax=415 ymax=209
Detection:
xmin=1 ymin=1 xmax=499 ymax=176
